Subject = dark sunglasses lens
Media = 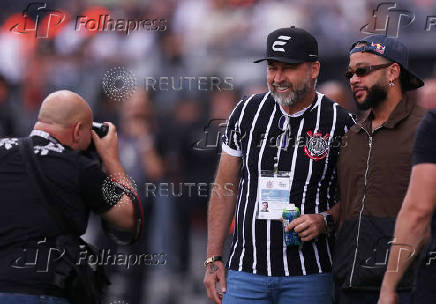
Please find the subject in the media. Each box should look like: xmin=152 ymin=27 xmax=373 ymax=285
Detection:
xmin=355 ymin=67 xmax=369 ymax=77
xmin=345 ymin=71 xmax=353 ymax=79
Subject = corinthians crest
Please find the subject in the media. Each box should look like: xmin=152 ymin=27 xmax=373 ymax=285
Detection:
xmin=304 ymin=130 xmax=330 ymax=161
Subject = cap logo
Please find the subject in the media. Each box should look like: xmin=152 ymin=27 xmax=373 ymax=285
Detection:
xmin=272 ymin=35 xmax=291 ymax=52
xmin=371 ymin=42 xmax=386 ymax=54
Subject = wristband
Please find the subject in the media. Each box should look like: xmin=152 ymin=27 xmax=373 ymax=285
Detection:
xmin=204 ymin=256 xmax=222 ymax=267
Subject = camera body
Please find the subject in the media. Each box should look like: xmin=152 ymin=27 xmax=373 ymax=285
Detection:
xmin=88 ymin=122 xmax=109 ymax=152
xmin=92 ymin=122 xmax=109 ymax=138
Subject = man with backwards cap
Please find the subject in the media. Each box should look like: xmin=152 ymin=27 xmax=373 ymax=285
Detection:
xmin=204 ymin=26 xmax=354 ymax=304
xmin=333 ymin=35 xmax=426 ymax=303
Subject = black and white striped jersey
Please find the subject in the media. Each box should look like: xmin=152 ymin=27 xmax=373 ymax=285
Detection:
xmin=222 ymin=91 xmax=355 ymax=277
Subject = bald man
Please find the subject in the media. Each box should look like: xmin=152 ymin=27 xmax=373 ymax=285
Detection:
xmin=0 ymin=90 xmax=136 ymax=304
xmin=35 ymin=90 xmax=94 ymax=151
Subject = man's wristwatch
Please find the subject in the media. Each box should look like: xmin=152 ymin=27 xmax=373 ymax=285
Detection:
xmin=204 ymin=256 xmax=222 ymax=267
xmin=319 ymin=211 xmax=335 ymax=234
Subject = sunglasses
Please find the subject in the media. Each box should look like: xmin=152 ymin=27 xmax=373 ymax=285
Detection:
xmin=345 ymin=62 xmax=393 ymax=80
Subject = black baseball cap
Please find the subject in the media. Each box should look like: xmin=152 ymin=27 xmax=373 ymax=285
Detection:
xmin=349 ymin=34 xmax=424 ymax=91
xmin=254 ymin=26 xmax=319 ymax=64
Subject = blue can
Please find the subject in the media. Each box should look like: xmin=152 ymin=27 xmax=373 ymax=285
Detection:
xmin=282 ymin=204 xmax=301 ymax=246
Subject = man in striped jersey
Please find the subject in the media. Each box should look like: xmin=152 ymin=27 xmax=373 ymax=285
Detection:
xmin=204 ymin=27 xmax=354 ymax=304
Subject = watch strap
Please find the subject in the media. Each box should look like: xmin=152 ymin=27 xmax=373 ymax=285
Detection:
xmin=319 ymin=211 xmax=334 ymax=234
xmin=204 ymin=256 xmax=223 ymax=267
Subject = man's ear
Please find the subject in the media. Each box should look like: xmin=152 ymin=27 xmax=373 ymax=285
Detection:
xmin=311 ymin=61 xmax=320 ymax=79
xmin=389 ymin=63 xmax=401 ymax=81
xmin=72 ymin=122 xmax=81 ymax=144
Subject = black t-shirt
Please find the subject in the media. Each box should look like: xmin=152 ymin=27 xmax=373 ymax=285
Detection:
xmin=412 ymin=109 xmax=436 ymax=166
xmin=0 ymin=131 xmax=112 ymax=297
xmin=411 ymin=109 xmax=436 ymax=302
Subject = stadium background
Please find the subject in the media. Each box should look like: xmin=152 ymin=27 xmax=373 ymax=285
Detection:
xmin=0 ymin=0 xmax=435 ymax=303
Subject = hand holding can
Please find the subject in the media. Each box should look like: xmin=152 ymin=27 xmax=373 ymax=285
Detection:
xmin=282 ymin=204 xmax=301 ymax=246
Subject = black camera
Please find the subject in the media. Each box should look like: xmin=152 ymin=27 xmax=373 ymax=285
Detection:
xmin=92 ymin=122 xmax=109 ymax=138
xmin=87 ymin=122 xmax=109 ymax=152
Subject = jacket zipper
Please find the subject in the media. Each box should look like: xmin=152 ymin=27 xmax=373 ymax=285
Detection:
xmin=348 ymin=124 xmax=382 ymax=287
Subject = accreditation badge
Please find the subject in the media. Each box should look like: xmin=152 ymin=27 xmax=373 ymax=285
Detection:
xmin=257 ymin=171 xmax=291 ymax=220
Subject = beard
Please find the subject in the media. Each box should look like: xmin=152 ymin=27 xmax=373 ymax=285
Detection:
xmin=268 ymin=75 xmax=312 ymax=107
xmin=353 ymin=83 xmax=387 ymax=111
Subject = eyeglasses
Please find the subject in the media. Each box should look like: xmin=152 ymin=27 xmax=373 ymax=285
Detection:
xmin=345 ymin=63 xmax=393 ymax=80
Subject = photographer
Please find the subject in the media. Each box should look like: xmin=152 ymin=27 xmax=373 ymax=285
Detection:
xmin=0 ymin=90 xmax=139 ymax=304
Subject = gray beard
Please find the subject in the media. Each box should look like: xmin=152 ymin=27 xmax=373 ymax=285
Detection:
xmin=269 ymin=82 xmax=311 ymax=108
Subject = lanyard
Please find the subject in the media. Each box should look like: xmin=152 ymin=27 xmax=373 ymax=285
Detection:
xmin=274 ymin=115 xmax=290 ymax=174
xmin=273 ymin=101 xmax=312 ymax=173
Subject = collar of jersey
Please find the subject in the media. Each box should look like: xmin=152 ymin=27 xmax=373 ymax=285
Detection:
xmin=276 ymin=91 xmax=324 ymax=117
xmin=30 ymin=130 xmax=62 ymax=145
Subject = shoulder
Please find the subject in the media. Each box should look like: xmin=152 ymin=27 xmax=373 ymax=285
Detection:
xmin=32 ymin=138 xmax=100 ymax=171
xmin=416 ymin=109 xmax=436 ymax=135
xmin=319 ymin=94 xmax=356 ymax=127
xmin=231 ymin=92 xmax=274 ymax=125
xmin=0 ymin=137 xmax=19 ymax=152
xmin=33 ymin=141 xmax=66 ymax=156
xmin=241 ymin=92 xmax=273 ymax=111
xmin=426 ymin=109 xmax=436 ymax=121
xmin=320 ymin=95 xmax=352 ymax=116
xmin=403 ymin=102 xmax=427 ymax=133
xmin=410 ymin=103 xmax=428 ymax=120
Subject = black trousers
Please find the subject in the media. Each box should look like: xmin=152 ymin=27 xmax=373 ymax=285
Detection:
xmin=335 ymin=288 xmax=412 ymax=304
xmin=412 ymin=258 xmax=436 ymax=304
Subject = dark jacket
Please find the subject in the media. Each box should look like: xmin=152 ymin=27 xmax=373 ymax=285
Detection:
xmin=333 ymin=96 xmax=427 ymax=291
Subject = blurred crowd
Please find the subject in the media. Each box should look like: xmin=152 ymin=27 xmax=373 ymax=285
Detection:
xmin=0 ymin=0 xmax=436 ymax=303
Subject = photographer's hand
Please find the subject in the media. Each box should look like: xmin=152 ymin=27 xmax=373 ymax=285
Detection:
xmin=91 ymin=122 xmax=123 ymax=173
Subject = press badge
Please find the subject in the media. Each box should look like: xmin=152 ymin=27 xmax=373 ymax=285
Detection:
xmin=257 ymin=171 xmax=291 ymax=220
